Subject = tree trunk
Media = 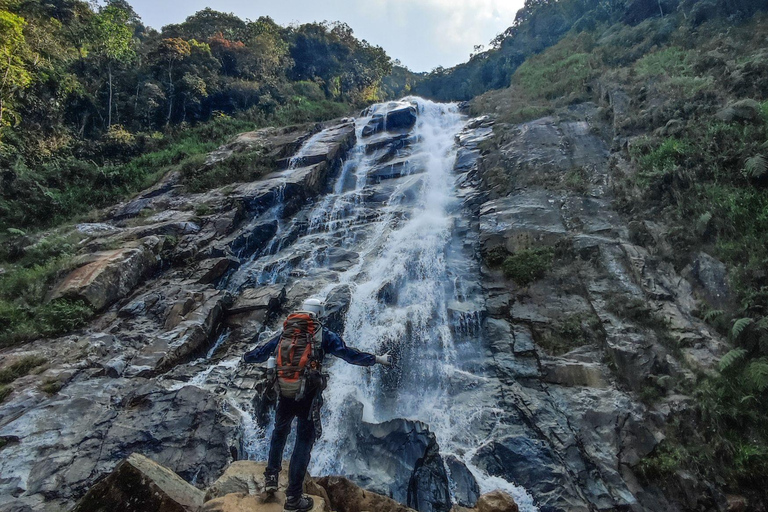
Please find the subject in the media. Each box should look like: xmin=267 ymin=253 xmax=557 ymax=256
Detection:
xmin=166 ymin=65 xmax=173 ymax=126
xmin=108 ymin=61 xmax=113 ymax=128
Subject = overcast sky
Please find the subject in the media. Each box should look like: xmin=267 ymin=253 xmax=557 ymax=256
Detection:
xmin=126 ymin=0 xmax=526 ymax=72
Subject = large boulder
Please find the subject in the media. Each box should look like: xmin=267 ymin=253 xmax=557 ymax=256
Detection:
xmin=386 ymin=105 xmax=418 ymax=132
xmin=201 ymin=492 xmax=326 ymax=512
xmin=476 ymin=491 xmax=519 ymax=512
xmin=204 ymin=460 xmax=330 ymax=511
xmin=50 ymin=237 xmax=163 ymax=311
xmin=71 ymin=453 xmax=204 ymax=512
xmin=337 ymin=414 xmax=457 ymax=512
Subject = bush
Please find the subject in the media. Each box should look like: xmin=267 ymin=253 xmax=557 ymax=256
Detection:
xmin=502 ymin=247 xmax=555 ymax=285
xmin=37 ymin=299 xmax=93 ymax=335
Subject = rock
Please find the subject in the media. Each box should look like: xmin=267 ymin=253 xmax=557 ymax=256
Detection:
xmin=473 ymin=436 xmax=589 ymax=512
xmin=128 ymin=289 xmax=231 ymax=375
xmin=479 ymin=192 xmax=566 ymax=255
xmin=229 ymin=286 xmax=287 ymax=315
xmin=716 ymin=99 xmax=762 ymax=123
xmin=196 ymin=257 xmax=240 ymax=285
xmin=686 ymin=252 xmax=730 ymax=309
xmin=207 ymin=124 xmax=318 ymax=170
xmin=77 ymin=223 xmax=119 ymax=236
xmin=50 ymin=237 xmax=162 ymax=311
xmin=102 ymin=356 xmax=127 ymax=378
xmin=336 ymin=414 xmax=451 ymax=512
xmin=315 ymin=476 xmax=416 ymax=512
xmin=201 ymin=492 xmax=325 ymax=512
xmin=324 ymin=285 xmax=352 ymax=334
xmin=726 ymin=495 xmax=748 ymax=512
xmin=444 ymin=455 xmax=480 ymax=508
xmin=386 ymin=105 xmax=418 ymax=132
xmin=204 ymin=460 xmax=330 ymax=511
xmin=409 ymin=442 xmax=451 ymax=512
xmin=71 ymin=453 xmax=204 ymax=512
xmin=475 ymin=491 xmax=519 ymax=512
xmin=362 ymin=114 xmax=385 ymax=137
xmin=541 ymin=360 xmax=609 ymax=388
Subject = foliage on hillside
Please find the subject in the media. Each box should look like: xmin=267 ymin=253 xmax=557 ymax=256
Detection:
xmin=467 ymin=2 xmax=768 ymax=505
xmin=415 ymin=0 xmax=767 ymax=101
xmin=0 ymin=0 xmax=413 ymax=234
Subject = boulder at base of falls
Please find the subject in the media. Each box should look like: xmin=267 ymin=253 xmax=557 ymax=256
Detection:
xmin=451 ymin=491 xmax=519 ymax=512
xmin=334 ymin=405 xmax=466 ymax=512
xmin=71 ymin=453 xmax=204 ymax=512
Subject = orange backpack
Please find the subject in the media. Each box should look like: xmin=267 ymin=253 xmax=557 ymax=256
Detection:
xmin=275 ymin=312 xmax=323 ymax=399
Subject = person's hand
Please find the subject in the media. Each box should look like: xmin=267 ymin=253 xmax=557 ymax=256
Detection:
xmin=375 ymin=354 xmax=392 ymax=366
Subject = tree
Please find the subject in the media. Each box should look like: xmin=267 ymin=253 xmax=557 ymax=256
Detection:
xmin=90 ymin=4 xmax=135 ymax=127
xmin=0 ymin=9 xmax=32 ymax=132
xmin=149 ymin=37 xmax=191 ymax=125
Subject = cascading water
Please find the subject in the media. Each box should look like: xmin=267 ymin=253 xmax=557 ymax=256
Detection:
xmin=174 ymin=97 xmax=537 ymax=510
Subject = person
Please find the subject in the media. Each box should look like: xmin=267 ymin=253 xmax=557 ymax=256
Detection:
xmin=243 ymin=298 xmax=392 ymax=512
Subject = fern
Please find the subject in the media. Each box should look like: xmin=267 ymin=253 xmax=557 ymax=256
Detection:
xmin=703 ymin=309 xmax=725 ymax=323
xmin=745 ymin=360 xmax=768 ymax=392
xmin=732 ymin=317 xmax=753 ymax=340
xmin=744 ymin=155 xmax=768 ymax=179
xmin=719 ymin=348 xmax=748 ymax=372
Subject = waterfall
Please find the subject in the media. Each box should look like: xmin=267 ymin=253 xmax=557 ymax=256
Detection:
xmin=179 ymin=97 xmax=537 ymax=510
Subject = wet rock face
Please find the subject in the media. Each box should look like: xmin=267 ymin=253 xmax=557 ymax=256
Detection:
xmin=0 ymin=381 xmax=231 ymax=510
xmin=471 ymin=103 xmax=726 ymax=512
xmin=333 ymin=410 xmax=461 ymax=512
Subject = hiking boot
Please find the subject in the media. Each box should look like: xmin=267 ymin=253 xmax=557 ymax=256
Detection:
xmin=264 ymin=473 xmax=278 ymax=494
xmin=283 ymin=494 xmax=314 ymax=512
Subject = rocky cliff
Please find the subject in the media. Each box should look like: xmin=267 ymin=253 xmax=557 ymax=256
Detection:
xmin=0 ymin=97 xmax=728 ymax=512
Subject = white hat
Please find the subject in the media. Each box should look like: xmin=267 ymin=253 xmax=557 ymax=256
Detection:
xmin=302 ymin=298 xmax=324 ymax=317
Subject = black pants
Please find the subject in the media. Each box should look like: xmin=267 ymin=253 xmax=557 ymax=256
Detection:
xmin=265 ymin=392 xmax=317 ymax=498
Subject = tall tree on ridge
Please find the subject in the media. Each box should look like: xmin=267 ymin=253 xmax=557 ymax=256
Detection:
xmin=90 ymin=3 xmax=135 ymax=127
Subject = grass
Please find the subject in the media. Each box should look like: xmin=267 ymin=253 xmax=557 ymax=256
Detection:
xmin=512 ymin=32 xmax=598 ymax=101
xmin=180 ymin=148 xmax=277 ymax=193
xmin=0 ymin=355 xmax=47 ymax=384
xmin=0 ymin=385 xmax=11 ymax=404
xmin=501 ymin=247 xmax=555 ymax=286
xmin=39 ymin=379 xmax=63 ymax=395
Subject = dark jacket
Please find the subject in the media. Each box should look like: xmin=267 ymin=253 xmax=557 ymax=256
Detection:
xmin=243 ymin=327 xmax=376 ymax=366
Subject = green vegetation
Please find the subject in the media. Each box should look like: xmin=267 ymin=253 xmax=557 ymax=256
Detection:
xmin=501 ymin=247 xmax=555 ymax=286
xmin=0 ymin=355 xmax=47 ymax=384
xmin=537 ymin=312 xmax=602 ymax=355
xmin=39 ymin=379 xmax=63 ymax=395
xmin=512 ymin=33 xmax=597 ymax=101
xmin=416 ymin=0 xmax=767 ymax=102
xmin=0 ymin=386 xmax=11 ymax=404
xmin=0 ymin=229 xmax=95 ymax=346
xmin=0 ymin=1 xmax=408 ymax=234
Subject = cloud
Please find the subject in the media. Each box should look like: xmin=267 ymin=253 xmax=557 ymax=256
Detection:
xmin=351 ymin=0 xmax=525 ymax=70
xmin=127 ymin=0 xmax=525 ymax=71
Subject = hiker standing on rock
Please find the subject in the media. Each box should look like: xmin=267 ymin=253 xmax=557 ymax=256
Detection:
xmin=243 ymin=298 xmax=392 ymax=512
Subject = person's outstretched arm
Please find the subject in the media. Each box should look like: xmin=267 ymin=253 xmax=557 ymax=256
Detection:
xmin=323 ymin=328 xmax=377 ymax=366
xmin=243 ymin=331 xmax=281 ymax=363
